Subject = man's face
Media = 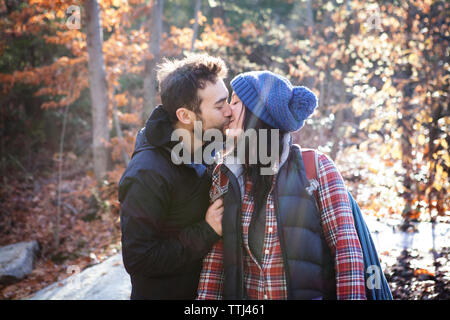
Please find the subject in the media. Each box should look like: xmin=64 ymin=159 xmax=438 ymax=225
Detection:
xmin=196 ymin=78 xmax=231 ymax=134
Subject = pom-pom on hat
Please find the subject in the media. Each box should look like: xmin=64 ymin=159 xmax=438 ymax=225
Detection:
xmin=230 ymin=71 xmax=317 ymax=132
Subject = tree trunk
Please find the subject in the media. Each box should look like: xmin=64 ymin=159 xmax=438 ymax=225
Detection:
xmin=54 ymin=104 xmax=69 ymax=249
xmin=399 ymin=6 xmax=416 ymax=222
xmin=142 ymin=0 xmax=164 ymax=123
xmin=330 ymin=8 xmax=353 ymax=160
xmin=306 ymin=0 xmax=314 ymax=32
xmin=330 ymin=101 xmax=344 ymax=160
xmin=190 ymin=0 xmax=201 ymax=51
xmin=112 ymin=87 xmax=130 ymax=166
xmin=85 ymin=0 xmax=110 ymax=181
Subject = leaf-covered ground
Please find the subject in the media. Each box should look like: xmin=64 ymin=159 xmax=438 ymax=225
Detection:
xmin=383 ymin=247 xmax=450 ymax=300
xmin=0 ymin=153 xmax=122 ymax=300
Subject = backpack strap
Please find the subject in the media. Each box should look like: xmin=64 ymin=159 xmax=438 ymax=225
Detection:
xmin=301 ymin=148 xmax=320 ymax=200
xmin=301 ymin=149 xmax=318 ymax=181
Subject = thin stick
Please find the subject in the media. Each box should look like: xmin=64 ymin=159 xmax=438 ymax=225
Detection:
xmin=55 ymin=104 xmax=69 ymax=249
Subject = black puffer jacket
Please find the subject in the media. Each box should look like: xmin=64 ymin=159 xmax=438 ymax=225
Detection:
xmin=118 ymin=105 xmax=220 ymax=300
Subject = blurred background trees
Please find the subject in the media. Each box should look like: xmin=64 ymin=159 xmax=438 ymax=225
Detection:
xmin=0 ymin=0 xmax=448 ymax=273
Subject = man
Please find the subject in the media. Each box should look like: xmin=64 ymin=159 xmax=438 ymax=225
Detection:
xmin=118 ymin=54 xmax=232 ymax=299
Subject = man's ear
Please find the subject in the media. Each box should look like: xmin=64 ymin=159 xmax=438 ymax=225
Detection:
xmin=175 ymin=107 xmax=195 ymax=125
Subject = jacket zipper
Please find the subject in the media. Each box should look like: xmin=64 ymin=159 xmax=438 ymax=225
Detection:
xmin=222 ymin=166 xmax=246 ymax=299
xmin=273 ymin=177 xmax=293 ymax=300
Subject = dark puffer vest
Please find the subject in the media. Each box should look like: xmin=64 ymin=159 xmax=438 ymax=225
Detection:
xmin=220 ymin=145 xmax=336 ymax=300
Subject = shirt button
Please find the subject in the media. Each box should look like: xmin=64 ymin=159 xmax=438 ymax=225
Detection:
xmin=268 ymin=227 xmax=273 ymax=233
xmin=265 ymin=249 xmax=270 ymax=255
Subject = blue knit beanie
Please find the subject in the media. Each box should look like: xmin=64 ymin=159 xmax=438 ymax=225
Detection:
xmin=230 ymin=71 xmax=318 ymax=132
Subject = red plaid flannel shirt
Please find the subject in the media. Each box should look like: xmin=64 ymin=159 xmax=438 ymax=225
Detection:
xmin=197 ymin=152 xmax=367 ymax=300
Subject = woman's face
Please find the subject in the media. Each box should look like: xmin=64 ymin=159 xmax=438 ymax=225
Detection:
xmin=225 ymin=92 xmax=245 ymax=136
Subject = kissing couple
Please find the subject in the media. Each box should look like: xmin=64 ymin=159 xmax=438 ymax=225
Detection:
xmin=118 ymin=54 xmax=366 ymax=300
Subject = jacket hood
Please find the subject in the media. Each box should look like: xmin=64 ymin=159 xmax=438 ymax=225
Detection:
xmin=131 ymin=105 xmax=175 ymax=157
xmin=132 ymin=105 xmax=208 ymax=177
xmin=145 ymin=105 xmax=175 ymax=148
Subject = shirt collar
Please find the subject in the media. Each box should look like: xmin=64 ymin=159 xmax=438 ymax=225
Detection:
xmin=185 ymin=162 xmax=207 ymax=177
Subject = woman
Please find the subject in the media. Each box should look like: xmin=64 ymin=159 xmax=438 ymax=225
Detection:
xmin=198 ymin=71 xmax=366 ymax=300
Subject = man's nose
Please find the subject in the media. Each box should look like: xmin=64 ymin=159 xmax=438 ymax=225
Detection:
xmin=223 ymin=102 xmax=232 ymax=118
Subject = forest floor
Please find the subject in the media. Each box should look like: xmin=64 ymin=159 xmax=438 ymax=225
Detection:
xmin=0 ymin=152 xmax=123 ymax=300
xmin=0 ymin=152 xmax=449 ymax=300
xmin=383 ymin=247 xmax=450 ymax=300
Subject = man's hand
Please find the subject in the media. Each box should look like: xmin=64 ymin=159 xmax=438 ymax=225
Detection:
xmin=205 ymin=198 xmax=224 ymax=236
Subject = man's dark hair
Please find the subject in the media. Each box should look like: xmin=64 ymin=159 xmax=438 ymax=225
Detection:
xmin=156 ymin=54 xmax=228 ymax=124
